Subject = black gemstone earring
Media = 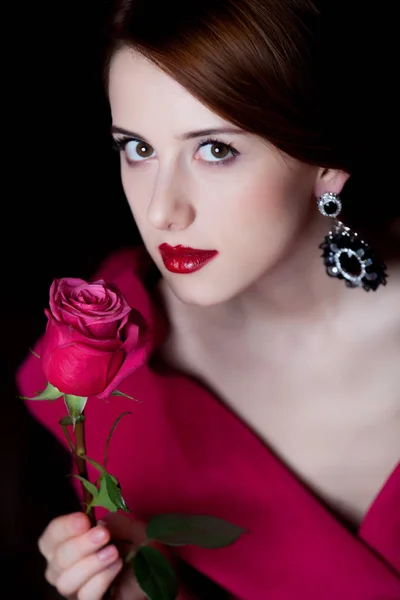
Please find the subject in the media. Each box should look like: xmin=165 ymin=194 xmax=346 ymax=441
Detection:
xmin=318 ymin=192 xmax=388 ymax=292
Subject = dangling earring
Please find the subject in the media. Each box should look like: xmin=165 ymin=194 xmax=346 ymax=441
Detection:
xmin=318 ymin=192 xmax=388 ymax=291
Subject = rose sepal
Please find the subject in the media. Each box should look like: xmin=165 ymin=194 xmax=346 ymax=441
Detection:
xmin=19 ymin=381 xmax=62 ymax=401
xmin=63 ymin=394 xmax=88 ymax=426
xmin=111 ymin=389 xmax=137 ymax=401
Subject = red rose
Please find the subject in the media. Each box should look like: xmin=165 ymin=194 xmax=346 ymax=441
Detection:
xmin=40 ymin=278 xmax=148 ymax=398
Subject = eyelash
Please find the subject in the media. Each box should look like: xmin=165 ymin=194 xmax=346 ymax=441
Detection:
xmin=198 ymin=137 xmax=239 ymax=165
xmin=111 ymin=136 xmax=240 ymax=166
xmin=112 ymin=136 xmax=138 ymax=153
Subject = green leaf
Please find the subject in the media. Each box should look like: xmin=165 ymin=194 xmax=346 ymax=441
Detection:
xmin=146 ymin=514 xmax=247 ymax=549
xmin=111 ymin=390 xmax=138 ymax=401
xmin=90 ymin=475 xmax=118 ymax=513
xmin=104 ymin=472 xmax=130 ymax=512
xmin=71 ymin=474 xmax=99 ymax=499
xmin=133 ymin=546 xmax=178 ymax=600
xmin=19 ymin=381 xmax=62 ymax=401
xmin=104 ymin=411 xmax=132 ymax=468
xmin=79 ymin=456 xmax=130 ymax=513
xmin=63 ymin=394 xmax=88 ymax=423
xmin=59 ymin=415 xmax=86 ymax=426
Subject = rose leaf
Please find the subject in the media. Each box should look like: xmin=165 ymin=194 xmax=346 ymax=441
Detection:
xmin=90 ymin=474 xmax=119 ymax=513
xmin=146 ymin=514 xmax=247 ymax=548
xmin=71 ymin=474 xmax=99 ymax=499
xmin=133 ymin=546 xmax=178 ymax=600
xmin=104 ymin=472 xmax=130 ymax=512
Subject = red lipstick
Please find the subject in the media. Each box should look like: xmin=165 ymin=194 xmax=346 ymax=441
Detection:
xmin=158 ymin=244 xmax=218 ymax=274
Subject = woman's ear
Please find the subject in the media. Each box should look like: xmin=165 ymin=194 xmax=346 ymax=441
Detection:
xmin=314 ymin=168 xmax=350 ymax=198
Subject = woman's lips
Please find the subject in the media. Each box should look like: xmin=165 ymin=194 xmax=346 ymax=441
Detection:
xmin=158 ymin=244 xmax=218 ymax=274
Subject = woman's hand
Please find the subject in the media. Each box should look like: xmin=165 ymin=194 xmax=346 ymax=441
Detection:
xmin=38 ymin=511 xmax=173 ymax=599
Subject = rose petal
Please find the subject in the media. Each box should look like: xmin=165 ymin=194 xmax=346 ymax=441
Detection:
xmin=43 ymin=342 xmax=125 ymax=396
xmin=42 ymin=316 xmax=122 ymax=356
xmin=84 ymin=320 xmax=124 ymax=340
xmin=49 ymin=278 xmax=132 ymax=340
xmin=96 ymin=319 xmax=150 ymax=399
xmin=49 ymin=278 xmax=89 ymax=322
xmin=44 ymin=277 xmax=150 ymax=399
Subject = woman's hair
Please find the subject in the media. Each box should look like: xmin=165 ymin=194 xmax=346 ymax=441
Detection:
xmin=101 ymin=0 xmax=399 ymax=254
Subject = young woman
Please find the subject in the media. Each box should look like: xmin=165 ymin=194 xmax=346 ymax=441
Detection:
xmin=17 ymin=1 xmax=399 ymax=598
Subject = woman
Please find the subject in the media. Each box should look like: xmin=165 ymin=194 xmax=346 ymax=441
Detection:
xmin=17 ymin=0 xmax=400 ymax=598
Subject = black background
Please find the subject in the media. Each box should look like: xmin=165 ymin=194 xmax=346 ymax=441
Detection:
xmin=1 ymin=2 xmax=398 ymax=598
xmin=1 ymin=3 xmax=139 ymax=598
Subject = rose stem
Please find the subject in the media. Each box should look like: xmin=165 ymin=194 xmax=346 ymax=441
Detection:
xmin=74 ymin=414 xmax=97 ymax=527
xmin=60 ymin=424 xmax=75 ymax=453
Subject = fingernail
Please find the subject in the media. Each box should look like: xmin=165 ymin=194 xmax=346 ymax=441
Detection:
xmin=98 ymin=545 xmax=118 ymax=562
xmin=90 ymin=527 xmax=108 ymax=544
xmin=108 ymin=558 xmax=123 ymax=571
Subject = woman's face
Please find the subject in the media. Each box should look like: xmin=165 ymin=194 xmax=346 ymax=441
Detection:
xmin=108 ymin=49 xmax=336 ymax=306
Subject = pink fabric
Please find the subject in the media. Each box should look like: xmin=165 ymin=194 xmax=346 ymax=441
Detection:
xmin=16 ymin=248 xmax=400 ymax=599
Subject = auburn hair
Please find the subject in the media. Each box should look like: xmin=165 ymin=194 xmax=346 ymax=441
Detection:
xmin=101 ymin=0 xmax=399 ymax=253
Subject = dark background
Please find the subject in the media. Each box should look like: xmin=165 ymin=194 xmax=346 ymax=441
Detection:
xmin=1 ymin=2 xmax=398 ymax=598
xmin=2 ymin=2 xmax=139 ymax=598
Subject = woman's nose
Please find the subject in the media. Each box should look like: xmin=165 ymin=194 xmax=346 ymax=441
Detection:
xmin=147 ymin=172 xmax=196 ymax=231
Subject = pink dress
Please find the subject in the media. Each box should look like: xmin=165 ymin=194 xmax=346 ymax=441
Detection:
xmin=16 ymin=248 xmax=400 ymax=599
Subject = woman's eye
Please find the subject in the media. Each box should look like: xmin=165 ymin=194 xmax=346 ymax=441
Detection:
xmin=125 ymin=140 xmax=155 ymax=162
xmin=196 ymin=142 xmax=236 ymax=163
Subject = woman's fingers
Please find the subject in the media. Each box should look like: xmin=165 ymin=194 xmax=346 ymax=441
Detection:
xmin=38 ymin=513 xmax=90 ymax=561
xmin=37 ymin=512 xmax=171 ymax=599
xmin=50 ymin=544 xmax=121 ymax=597
xmin=52 ymin=525 xmax=111 ymax=571
xmin=76 ymin=558 xmax=124 ymax=599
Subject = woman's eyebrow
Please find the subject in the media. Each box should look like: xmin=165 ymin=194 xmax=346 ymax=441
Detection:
xmin=111 ymin=125 xmax=246 ymax=140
